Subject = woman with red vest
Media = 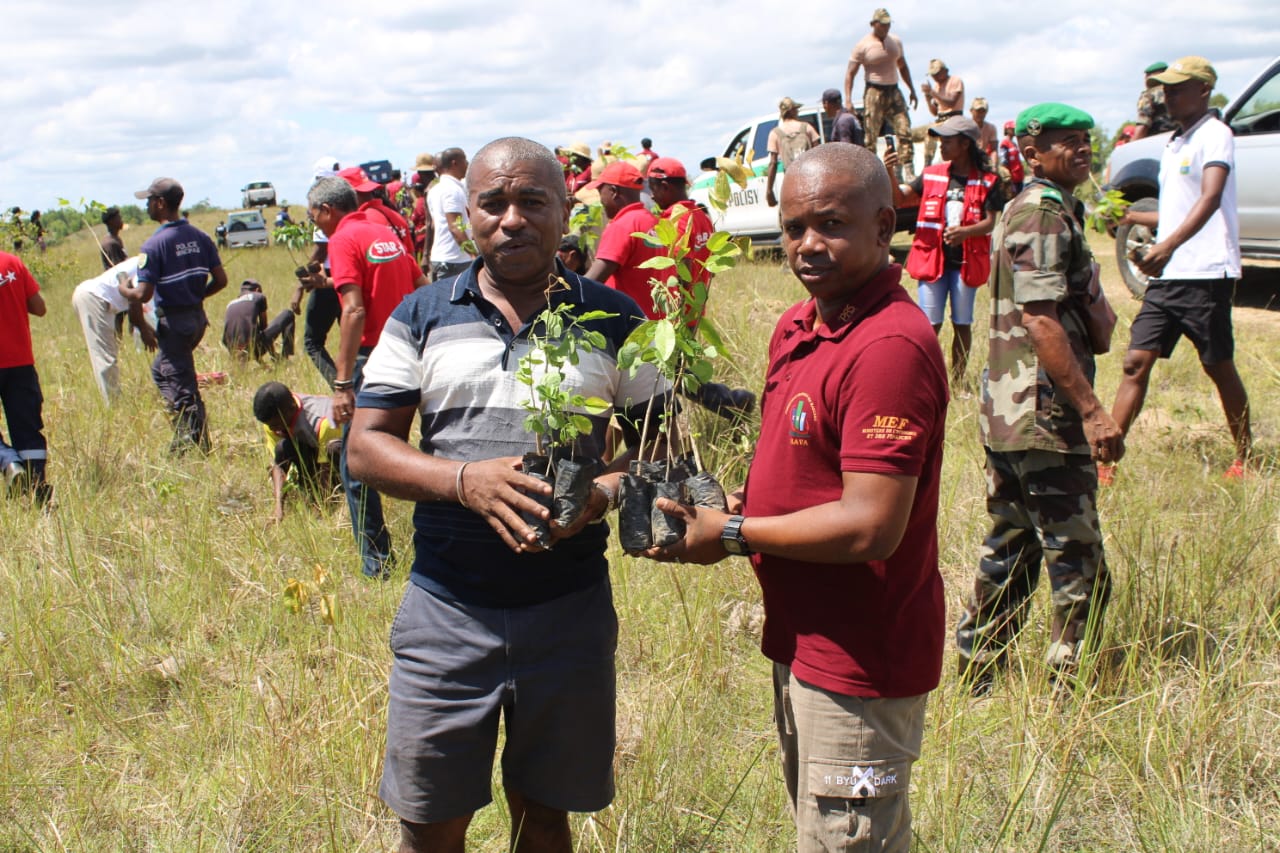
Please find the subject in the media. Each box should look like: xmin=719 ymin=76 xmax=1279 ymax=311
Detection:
xmin=886 ymin=115 xmax=1003 ymax=387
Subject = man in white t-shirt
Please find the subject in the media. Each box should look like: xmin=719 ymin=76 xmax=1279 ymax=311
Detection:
xmin=426 ymin=148 xmax=475 ymax=281
xmin=1111 ymin=56 xmax=1252 ymax=478
xmin=71 ymin=256 xmax=156 ymax=401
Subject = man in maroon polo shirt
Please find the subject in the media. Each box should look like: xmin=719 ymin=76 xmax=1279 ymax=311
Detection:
xmin=645 ymin=143 xmax=948 ymax=852
xmin=583 ymin=161 xmax=664 ymax=318
xmin=307 ymin=176 xmax=428 ymax=578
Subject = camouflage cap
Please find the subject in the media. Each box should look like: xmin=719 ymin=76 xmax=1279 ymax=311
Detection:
xmin=1015 ymin=103 xmax=1094 ymax=137
xmin=871 ymin=8 xmax=891 ymax=23
xmin=928 ymin=58 xmax=946 ymax=75
xmin=971 ymin=97 xmax=989 ymax=111
xmin=1151 ymin=55 xmax=1217 ymax=87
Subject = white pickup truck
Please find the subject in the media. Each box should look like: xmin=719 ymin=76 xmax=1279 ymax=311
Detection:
xmin=689 ymin=105 xmax=917 ymax=244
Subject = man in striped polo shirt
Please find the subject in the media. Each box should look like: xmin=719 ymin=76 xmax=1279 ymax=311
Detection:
xmin=349 ymin=137 xmax=668 ymax=852
xmin=121 ymin=178 xmax=227 ymax=453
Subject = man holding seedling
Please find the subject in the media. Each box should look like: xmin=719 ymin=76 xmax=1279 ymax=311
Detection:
xmin=1110 ymin=56 xmax=1252 ymax=479
xmin=955 ymin=104 xmax=1123 ymax=692
xmin=644 ymin=143 xmax=948 ymax=852
xmin=348 ymin=137 xmax=667 ymax=853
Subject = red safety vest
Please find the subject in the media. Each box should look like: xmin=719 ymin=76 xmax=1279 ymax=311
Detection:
xmin=1000 ymin=138 xmax=1025 ymax=183
xmin=905 ymin=163 xmax=996 ymax=287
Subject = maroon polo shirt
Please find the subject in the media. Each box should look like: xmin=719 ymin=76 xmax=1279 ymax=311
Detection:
xmin=743 ymin=263 xmax=949 ymax=698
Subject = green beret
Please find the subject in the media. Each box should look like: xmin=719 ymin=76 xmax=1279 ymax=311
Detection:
xmin=1144 ymin=61 xmax=1168 ymax=75
xmin=1015 ymin=102 xmax=1095 ymax=137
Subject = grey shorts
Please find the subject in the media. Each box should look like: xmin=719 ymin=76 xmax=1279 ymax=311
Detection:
xmin=379 ymin=578 xmax=618 ymax=824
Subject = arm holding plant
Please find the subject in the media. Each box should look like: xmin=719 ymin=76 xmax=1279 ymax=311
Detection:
xmin=643 ymin=472 xmax=918 ymax=565
xmin=348 ymin=404 xmax=551 ymax=553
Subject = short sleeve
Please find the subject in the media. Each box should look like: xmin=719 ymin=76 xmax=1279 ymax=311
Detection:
xmin=839 ymin=334 xmax=944 ymax=477
xmin=327 ymin=231 xmax=361 ymax=290
xmin=594 ymin=214 xmax=634 ymax=265
xmin=443 ymin=182 xmax=467 ymax=216
xmin=357 ymin=307 xmax=425 ymax=410
xmin=1202 ymin=123 xmax=1234 ymax=171
xmin=984 ymin=180 xmax=1006 ymax=214
xmin=1006 ymin=207 xmax=1071 ymax=305
xmin=807 ymin=124 xmax=821 ymax=146
xmin=20 ymin=262 xmax=39 ymax=298
xmin=767 ymin=128 xmax=780 ymax=155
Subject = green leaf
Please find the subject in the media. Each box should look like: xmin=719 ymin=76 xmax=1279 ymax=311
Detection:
xmin=654 ymin=321 xmax=677 ymax=361
xmin=638 ymin=255 xmax=677 ymax=270
xmin=699 ymin=316 xmax=726 ymax=354
xmin=570 ymin=414 xmax=594 ymax=434
xmin=654 ymin=217 xmax=678 ymax=247
xmin=581 ymin=396 xmax=611 ymax=414
xmin=690 ymin=359 xmax=714 ymax=383
xmin=706 ymin=231 xmax=730 ymax=253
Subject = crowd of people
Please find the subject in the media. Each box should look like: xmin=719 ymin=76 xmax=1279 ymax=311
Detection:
xmin=0 ymin=6 xmax=1257 ymax=848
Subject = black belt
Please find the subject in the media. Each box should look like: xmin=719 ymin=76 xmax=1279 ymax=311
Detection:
xmin=155 ymin=304 xmax=202 ymax=318
xmin=865 ymin=82 xmax=900 ymax=92
xmin=935 ymin=110 xmax=961 ymax=120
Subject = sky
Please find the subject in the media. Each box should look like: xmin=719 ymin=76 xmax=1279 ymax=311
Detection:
xmin=3 ymin=0 xmax=1278 ymax=214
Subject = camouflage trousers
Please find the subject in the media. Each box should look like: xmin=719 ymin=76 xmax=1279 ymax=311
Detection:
xmin=956 ymin=448 xmax=1111 ymax=676
xmin=862 ymin=85 xmax=914 ymax=169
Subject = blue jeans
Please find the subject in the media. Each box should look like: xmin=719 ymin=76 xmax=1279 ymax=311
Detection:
xmin=916 ymin=268 xmax=976 ymax=326
xmin=341 ymin=353 xmax=391 ymax=577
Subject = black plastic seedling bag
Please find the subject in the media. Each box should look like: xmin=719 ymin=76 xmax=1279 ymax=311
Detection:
xmin=521 ymin=453 xmax=555 ymax=548
xmin=685 ymin=471 xmax=728 ymax=511
xmin=650 ymin=480 xmax=686 ymax=547
xmin=553 ymin=457 xmax=599 ymax=529
xmin=618 ymin=473 xmax=654 ymax=551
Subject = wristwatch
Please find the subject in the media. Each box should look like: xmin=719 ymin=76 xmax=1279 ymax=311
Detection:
xmin=721 ymin=515 xmax=752 ymax=556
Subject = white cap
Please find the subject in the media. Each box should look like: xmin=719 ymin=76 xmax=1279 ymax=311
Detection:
xmin=311 ymin=156 xmax=340 ymax=180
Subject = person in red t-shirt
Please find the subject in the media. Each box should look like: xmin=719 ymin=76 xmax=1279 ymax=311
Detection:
xmin=0 ymin=251 xmax=52 ymax=504
xmin=647 ymin=156 xmax=754 ymax=416
xmin=307 ymin=176 xmax=428 ymax=578
xmin=338 ymin=166 xmax=416 ymax=258
xmin=583 ymin=161 xmax=664 ymax=318
xmin=644 ymin=144 xmax=948 ymax=853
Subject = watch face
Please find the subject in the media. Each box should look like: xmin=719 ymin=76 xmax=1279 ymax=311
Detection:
xmin=723 ymin=537 xmax=746 ymax=556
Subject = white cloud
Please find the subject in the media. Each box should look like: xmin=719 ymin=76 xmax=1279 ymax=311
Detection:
xmin=1 ymin=0 xmax=1277 ymax=213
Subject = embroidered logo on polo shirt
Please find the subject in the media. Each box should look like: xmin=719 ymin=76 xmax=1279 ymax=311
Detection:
xmin=787 ymin=393 xmax=814 ymax=445
xmin=366 ymin=240 xmax=404 ymax=264
xmin=863 ymin=415 xmax=918 ymax=442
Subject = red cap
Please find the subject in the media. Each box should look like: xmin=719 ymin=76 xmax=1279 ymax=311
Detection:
xmin=338 ymin=166 xmax=379 ymax=193
xmin=646 ymin=157 xmax=687 ymax=180
xmin=386 ymin=179 xmax=403 ymax=197
xmin=1003 ymin=120 xmax=1015 ymax=131
xmin=582 ymin=161 xmax=644 ymax=191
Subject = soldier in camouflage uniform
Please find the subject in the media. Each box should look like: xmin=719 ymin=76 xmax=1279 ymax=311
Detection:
xmin=1133 ymin=62 xmax=1176 ymax=140
xmin=956 ymin=103 xmax=1125 ymax=688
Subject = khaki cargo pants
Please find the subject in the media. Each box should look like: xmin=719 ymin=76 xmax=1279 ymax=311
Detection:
xmin=773 ymin=663 xmax=926 ymax=852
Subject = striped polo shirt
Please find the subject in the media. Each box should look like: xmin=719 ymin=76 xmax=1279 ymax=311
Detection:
xmin=137 ymin=219 xmax=221 ymax=310
xmin=358 ymin=261 xmax=669 ymax=607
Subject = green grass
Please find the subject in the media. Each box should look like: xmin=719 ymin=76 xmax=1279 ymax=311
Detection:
xmin=1 ymin=216 xmax=1278 ymax=850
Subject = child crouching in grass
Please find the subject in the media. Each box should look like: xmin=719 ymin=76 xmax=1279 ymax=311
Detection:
xmin=252 ymin=381 xmax=342 ymax=524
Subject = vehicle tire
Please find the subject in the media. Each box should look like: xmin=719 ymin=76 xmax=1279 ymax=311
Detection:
xmin=1115 ymin=197 xmax=1158 ymax=299
xmin=229 ymin=221 xmax=248 ymax=232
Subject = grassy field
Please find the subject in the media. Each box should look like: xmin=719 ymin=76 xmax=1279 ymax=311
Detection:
xmin=1 ymin=211 xmax=1278 ymax=851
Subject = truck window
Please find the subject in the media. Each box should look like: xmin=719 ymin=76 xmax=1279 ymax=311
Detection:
xmin=752 ymin=120 xmax=778 ymax=162
xmin=803 ymin=113 xmax=826 ymax=143
xmin=725 ymin=128 xmax=749 ymax=161
xmin=1231 ymin=68 xmax=1280 ymax=135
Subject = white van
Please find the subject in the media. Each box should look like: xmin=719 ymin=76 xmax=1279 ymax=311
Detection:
xmin=688 ymin=106 xmax=916 ymax=244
